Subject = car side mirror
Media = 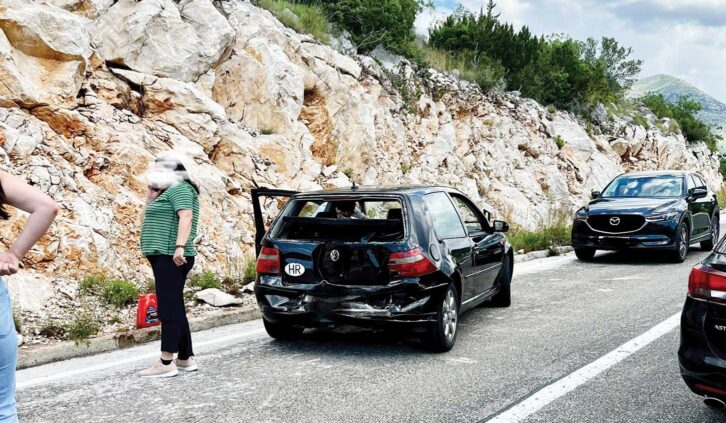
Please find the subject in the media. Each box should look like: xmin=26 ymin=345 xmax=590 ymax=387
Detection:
xmin=493 ymin=220 xmax=509 ymax=233
xmin=591 ymin=190 xmax=601 ymax=200
xmin=689 ymin=187 xmax=708 ymax=201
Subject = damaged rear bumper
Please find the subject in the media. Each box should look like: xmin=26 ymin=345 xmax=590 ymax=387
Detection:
xmin=255 ymin=275 xmax=448 ymax=327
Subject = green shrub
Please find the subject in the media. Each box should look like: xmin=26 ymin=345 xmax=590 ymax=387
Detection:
xmin=641 ymin=93 xmax=720 ymax=152
xmin=320 ymin=0 xmax=427 ymax=55
xmin=80 ymin=273 xmax=109 ymax=294
xmin=343 ymin=167 xmax=354 ymax=177
xmin=257 ymin=0 xmax=331 ymax=43
xmin=555 ymin=135 xmax=565 ymax=150
xmin=414 ymin=41 xmax=504 ymax=92
xmin=67 ymin=313 xmax=100 ymax=345
xmin=633 ymin=114 xmax=650 ymax=130
xmin=243 ymin=259 xmax=257 ymax=283
xmin=401 ymin=162 xmax=411 ymax=175
xmin=103 ymin=280 xmax=140 ymax=308
xmin=507 ymin=211 xmax=571 ymax=254
xmin=260 ymin=127 xmax=275 ymax=135
xmin=547 ymin=105 xmax=556 ymax=115
xmin=13 ymin=310 xmax=21 ymax=332
xmin=189 ymin=271 xmax=221 ymax=290
xmin=717 ymin=184 xmax=726 ymax=205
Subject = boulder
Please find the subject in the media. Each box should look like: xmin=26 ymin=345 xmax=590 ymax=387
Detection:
xmin=0 ymin=0 xmax=91 ymax=107
xmin=194 ymin=288 xmax=244 ymax=307
xmin=95 ymin=0 xmax=234 ymax=82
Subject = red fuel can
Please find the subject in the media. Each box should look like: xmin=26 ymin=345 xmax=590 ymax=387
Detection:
xmin=137 ymin=293 xmax=161 ymax=329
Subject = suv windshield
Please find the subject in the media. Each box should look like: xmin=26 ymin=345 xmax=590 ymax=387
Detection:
xmin=601 ymin=175 xmax=684 ymax=198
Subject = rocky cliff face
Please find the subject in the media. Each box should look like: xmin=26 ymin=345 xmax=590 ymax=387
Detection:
xmin=0 ymin=0 xmax=721 ymax=315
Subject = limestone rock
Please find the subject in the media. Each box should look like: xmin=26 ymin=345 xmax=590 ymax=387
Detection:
xmin=95 ymin=0 xmax=234 ymax=82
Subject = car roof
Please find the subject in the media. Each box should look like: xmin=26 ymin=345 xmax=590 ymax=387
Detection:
xmin=292 ymin=185 xmax=463 ymax=198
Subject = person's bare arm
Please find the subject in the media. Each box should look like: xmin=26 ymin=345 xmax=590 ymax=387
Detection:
xmin=172 ymin=210 xmax=193 ymax=266
xmin=0 ymin=171 xmax=59 ymax=275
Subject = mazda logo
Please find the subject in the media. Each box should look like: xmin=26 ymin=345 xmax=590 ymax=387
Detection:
xmin=609 ymin=217 xmax=621 ymax=226
xmin=330 ymin=250 xmax=340 ymax=262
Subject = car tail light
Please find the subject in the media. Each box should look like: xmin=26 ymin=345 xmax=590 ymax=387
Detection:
xmin=256 ymin=247 xmax=281 ymax=275
xmin=388 ymin=248 xmax=437 ymax=277
xmin=688 ymin=264 xmax=726 ymax=301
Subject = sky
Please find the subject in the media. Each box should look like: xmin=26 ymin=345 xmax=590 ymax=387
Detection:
xmin=416 ymin=0 xmax=726 ymax=103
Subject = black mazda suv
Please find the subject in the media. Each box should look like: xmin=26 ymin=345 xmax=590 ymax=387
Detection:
xmin=680 ymin=238 xmax=726 ymax=407
xmin=251 ymin=186 xmax=513 ymax=351
xmin=571 ymin=171 xmax=719 ymax=263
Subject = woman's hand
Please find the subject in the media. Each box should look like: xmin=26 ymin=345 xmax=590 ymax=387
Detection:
xmin=0 ymin=251 xmax=20 ymax=276
xmin=173 ymin=247 xmax=187 ymax=267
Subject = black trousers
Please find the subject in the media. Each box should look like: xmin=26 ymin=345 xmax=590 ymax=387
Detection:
xmin=147 ymin=255 xmax=195 ymax=360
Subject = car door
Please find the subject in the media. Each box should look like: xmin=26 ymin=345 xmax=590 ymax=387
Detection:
xmin=696 ymin=174 xmax=717 ymax=234
xmin=422 ymin=192 xmax=475 ymax=302
xmin=251 ymin=188 xmax=298 ymax=255
xmin=688 ymin=175 xmax=710 ymax=239
xmin=450 ymin=194 xmax=504 ymax=295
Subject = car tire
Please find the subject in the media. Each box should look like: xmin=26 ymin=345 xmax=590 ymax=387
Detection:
xmin=427 ymin=283 xmax=459 ymax=353
xmin=574 ymin=247 xmax=596 ymax=261
xmin=700 ymin=214 xmax=720 ymax=251
xmin=671 ymin=221 xmax=690 ymax=263
xmin=263 ymin=318 xmax=304 ymax=340
xmin=489 ymin=257 xmax=512 ymax=307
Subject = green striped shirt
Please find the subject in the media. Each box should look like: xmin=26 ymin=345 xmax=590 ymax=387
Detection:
xmin=141 ymin=181 xmax=199 ymax=257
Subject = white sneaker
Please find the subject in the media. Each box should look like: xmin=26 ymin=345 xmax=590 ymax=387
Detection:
xmin=176 ymin=358 xmax=198 ymax=372
xmin=138 ymin=360 xmax=178 ymax=378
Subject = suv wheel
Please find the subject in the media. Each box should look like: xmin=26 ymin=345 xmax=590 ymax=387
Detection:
xmin=671 ymin=221 xmax=690 ymax=263
xmin=700 ymin=215 xmax=720 ymax=251
xmin=489 ymin=257 xmax=512 ymax=307
xmin=575 ymin=247 xmax=596 ymax=261
xmin=427 ymin=283 xmax=458 ymax=352
xmin=263 ymin=318 xmax=304 ymax=340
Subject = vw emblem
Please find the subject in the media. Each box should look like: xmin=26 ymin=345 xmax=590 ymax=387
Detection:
xmin=330 ymin=250 xmax=340 ymax=262
xmin=609 ymin=217 xmax=621 ymax=226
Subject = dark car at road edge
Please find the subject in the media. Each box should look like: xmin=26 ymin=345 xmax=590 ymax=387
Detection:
xmin=252 ymin=185 xmax=513 ymax=351
xmin=571 ymin=171 xmax=719 ymax=263
xmin=680 ymin=236 xmax=726 ymax=409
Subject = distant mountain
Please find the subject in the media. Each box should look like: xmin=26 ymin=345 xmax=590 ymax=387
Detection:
xmin=630 ymin=74 xmax=726 ymax=148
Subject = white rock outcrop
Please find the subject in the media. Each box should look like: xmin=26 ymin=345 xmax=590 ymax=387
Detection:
xmin=0 ymin=0 xmax=721 ymax=322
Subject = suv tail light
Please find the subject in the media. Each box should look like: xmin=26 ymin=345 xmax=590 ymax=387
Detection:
xmin=388 ymin=248 xmax=437 ymax=277
xmin=689 ymin=264 xmax=726 ymax=301
xmin=256 ymin=247 xmax=281 ymax=275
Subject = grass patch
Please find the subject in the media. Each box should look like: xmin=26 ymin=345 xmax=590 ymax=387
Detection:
xmin=259 ymin=127 xmax=274 ymax=135
xmin=103 ymin=280 xmax=139 ymax=308
xmin=506 ymin=210 xmax=572 ymax=254
xmin=13 ymin=310 xmax=21 ymax=332
xmin=401 ymin=163 xmax=411 ymax=175
xmin=189 ymin=271 xmax=221 ymax=290
xmin=222 ymin=277 xmax=242 ymax=297
xmin=257 ymin=0 xmax=331 ymax=44
xmin=67 ymin=313 xmax=100 ymax=345
xmin=143 ymin=278 xmax=156 ymax=295
xmin=243 ymin=259 xmax=257 ymax=283
xmin=633 ymin=113 xmax=650 ymax=130
xmin=555 ymin=135 xmax=565 ymax=150
xmin=717 ymin=184 xmax=726 ymax=205
xmin=414 ymin=41 xmax=503 ymax=92
xmin=343 ymin=167 xmax=354 ymax=178
xmin=79 ymin=273 xmax=109 ymax=295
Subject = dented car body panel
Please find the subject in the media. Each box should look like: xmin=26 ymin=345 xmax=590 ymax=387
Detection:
xmin=252 ymin=185 xmax=512 ymax=330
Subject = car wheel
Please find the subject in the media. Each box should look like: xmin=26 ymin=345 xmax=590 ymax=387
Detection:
xmin=427 ymin=283 xmax=459 ymax=352
xmin=671 ymin=221 xmax=690 ymax=263
xmin=263 ymin=318 xmax=304 ymax=340
xmin=488 ymin=257 xmax=512 ymax=307
xmin=700 ymin=215 xmax=720 ymax=251
xmin=575 ymin=247 xmax=596 ymax=261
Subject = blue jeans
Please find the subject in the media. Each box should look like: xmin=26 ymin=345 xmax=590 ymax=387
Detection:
xmin=0 ymin=278 xmax=17 ymax=422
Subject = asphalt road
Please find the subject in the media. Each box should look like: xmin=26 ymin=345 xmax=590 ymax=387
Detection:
xmin=16 ymin=246 xmax=726 ymax=422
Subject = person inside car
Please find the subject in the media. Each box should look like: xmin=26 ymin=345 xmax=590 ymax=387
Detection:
xmin=335 ymin=201 xmax=366 ymax=219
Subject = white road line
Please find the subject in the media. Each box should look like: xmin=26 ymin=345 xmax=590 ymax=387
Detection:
xmin=16 ymin=328 xmax=266 ymax=390
xmin=485 ymin=312 xmax=681 ymax=423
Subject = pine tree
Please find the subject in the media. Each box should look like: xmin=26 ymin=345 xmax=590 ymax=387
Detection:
xmin=485 ymin=0 xmax=499 ymax=19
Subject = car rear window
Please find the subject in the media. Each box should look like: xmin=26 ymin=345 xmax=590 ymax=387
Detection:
xmin=270 ymin=198 xmax=405 ymax=242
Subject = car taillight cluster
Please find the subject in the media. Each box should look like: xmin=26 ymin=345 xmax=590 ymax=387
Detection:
xmin=688 ymin=264 xmax=726 ymax=301
xmin=388 ymin=248 xmax=437 ymax=277
xmin=256 ymin=247 xmax=281 ymax=275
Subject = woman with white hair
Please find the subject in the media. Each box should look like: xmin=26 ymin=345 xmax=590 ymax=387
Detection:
xmin=138 ymin=153 xmax=200 ymax=378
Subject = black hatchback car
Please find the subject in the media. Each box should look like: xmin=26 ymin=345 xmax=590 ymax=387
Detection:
xmin=572 ymin=171 xmax=719 ymax=263
xmin=680 ymin=238 xmax=726 ymax=407
xmin=252 ymin=186 xmax=513 ymax=351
